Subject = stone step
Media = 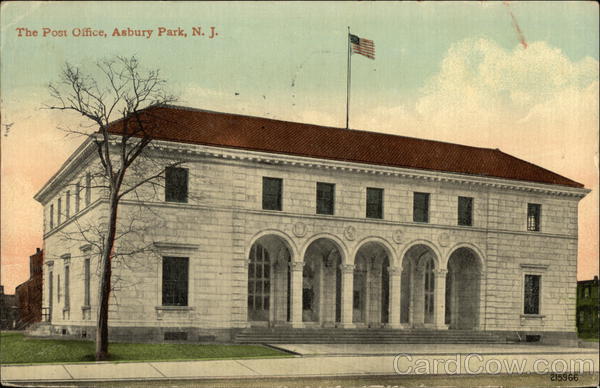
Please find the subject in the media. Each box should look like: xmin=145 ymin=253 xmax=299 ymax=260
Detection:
xmin=239 ymin=329 xmax=498 ymax=334
xmin=234 ymin=328 xmax=507 ymax=344
xmin=236 ymin=331 xmax=499 ymax=336
xmin=235 ymin=335 xmax=502 ymax=339
xmin=236 ymin=339 xmax=505 ymax=344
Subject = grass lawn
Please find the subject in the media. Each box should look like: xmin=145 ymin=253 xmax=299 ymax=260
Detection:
xmin=0 ymin=332 xmax=290 ymax=364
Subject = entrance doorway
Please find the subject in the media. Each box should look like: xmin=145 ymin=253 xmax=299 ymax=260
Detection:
xmin=353 ymin=242 xmax=390 ymax=326
xmin=446 ymin=247 xmax=482 ymax=330
xmin=247 ymin=235 xmax=291 ymax=325
xmin=302 ymin=238 xmax=342 ymax=325
xmin=400 ymin=244 xmax=439 ymax=327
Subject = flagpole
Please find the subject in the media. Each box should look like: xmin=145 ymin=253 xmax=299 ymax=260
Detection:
xmin=345 ymin=26 xmax=351 ymax=130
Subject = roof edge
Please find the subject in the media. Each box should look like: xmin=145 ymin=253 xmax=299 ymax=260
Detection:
xmin=34 ymin=136 xmax=97 ymax=203
xmin=494 ymin=149 xmax=585 ymax=188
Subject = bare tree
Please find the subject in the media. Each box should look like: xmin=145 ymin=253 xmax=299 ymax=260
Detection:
xmin=46 ymin=56 xmax=177 ymax=360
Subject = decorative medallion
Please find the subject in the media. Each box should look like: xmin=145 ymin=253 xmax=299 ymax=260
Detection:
xmin=392 ymin=229 xmax=404 ymax=244
xmin=343 ymin=225 xmax=356 ymax=241
xmin=438 ymin=232 xmax=450 ymax=247
xmin=292 ymin=222 xmax=307 ymax=237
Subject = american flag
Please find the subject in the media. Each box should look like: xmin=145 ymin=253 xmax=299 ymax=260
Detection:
xmin=349 ymin=34 xmax=375 ymax=60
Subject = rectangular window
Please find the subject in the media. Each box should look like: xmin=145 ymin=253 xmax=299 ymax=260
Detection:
xmin=262 ymin=177 xmax=283 ymax=211
xmin=527 ymin=203 xmax=541 ymax=231
xmin=458 ymin=196 xmax=473 ymax=226
xmin=83 ymin=258 xmax=90 ymax=306
xmin=165 ymin=167 xmax=189 ymax=203
xmin=75 ymin=183 xmax=81 ymax=213
xmin=366 ymin=187 xmax=384 ymax=219
xmin=57 ymin=198 xmax=62 ymax=225
xmin=48 ymin=270 xmax=53 ymax=309
xmin=64 ymin=264 xmax=70 ymax=309
xmin=85 ymin=173 xmax=91 ymax=206
xmin=413 ymin=192 xmax=430 ymax=223
xmin=57 ymin=275 xmax=61 ymax=302
xmin=49 ymin=204 xmax=54 ymax=229
xmin=316 ymin=182 xmax=335 ymax=215
xmin=162 ymin=257 xmax=189 ymax=306
xmin=65 ymin=191 xmax=70 ymax=219
xmin=524 ymin=274 xmax=541 ymax=315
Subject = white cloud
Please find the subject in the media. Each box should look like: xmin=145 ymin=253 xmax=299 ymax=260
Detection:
xmin=412 ymin=39 xmax=598 ymax=133
xmin=353 ymin=37 xmax=599 ymax=278
xmin=354 ymin=38 xmax=598 ymax=147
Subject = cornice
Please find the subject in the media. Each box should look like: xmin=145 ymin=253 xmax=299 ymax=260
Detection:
xmin=520 ymin=263 xmax=549 ymax=270
xmin=34 ymin=136 xmax=98 ymax=204
xmin=153 ymin=242 xmax=200 ymax=251
xmin=35 ymin=135 xmax=590 ymax=206
xmin=146 ymin=140 xmax=590 ymax=199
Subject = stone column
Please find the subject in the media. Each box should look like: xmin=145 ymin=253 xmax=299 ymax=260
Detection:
xmin=289 ymin=261 xmax=304 ymax=328
xmin=411 ymin=265 xmax=422 ymax=327
xmin=388 ymin=266 xmax=402 ymax=328
xmin=339 ymin=264 xmax=355 ymax=328
xmin=434 ymin=268 xmax=449 ymax=330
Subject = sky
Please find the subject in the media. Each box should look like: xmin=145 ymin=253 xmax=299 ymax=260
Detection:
xmin=1 ymin=1 xmax=598 ymax=293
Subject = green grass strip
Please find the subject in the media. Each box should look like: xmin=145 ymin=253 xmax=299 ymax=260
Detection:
xmin=0 ymin=332 xmax=291 ymax=364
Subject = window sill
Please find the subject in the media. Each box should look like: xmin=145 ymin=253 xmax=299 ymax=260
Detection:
xmin=155 ymin=306 xmax=192 ymax=311
xmin=520 ymin=314 xmax=545 ymax=319
xmin=81 ymin=305 xmax=91 ymax=311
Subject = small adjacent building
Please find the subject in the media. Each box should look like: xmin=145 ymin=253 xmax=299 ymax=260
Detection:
xmin=577 ymin=276 xmax=599 ymax=337
xmin=15 ymin=248 xmax=44 ymax=328
xmin=34 ymin=105 xmax=590 ymax=344
xmin=0 ymin=285 xmax=18 ymax=330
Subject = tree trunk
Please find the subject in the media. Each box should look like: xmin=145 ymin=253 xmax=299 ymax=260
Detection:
xmin=95 ymin=190 xmax=120 ymax=361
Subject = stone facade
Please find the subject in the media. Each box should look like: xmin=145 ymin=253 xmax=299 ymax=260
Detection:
xmin=35 ymin=129 xmax=588 ymax=344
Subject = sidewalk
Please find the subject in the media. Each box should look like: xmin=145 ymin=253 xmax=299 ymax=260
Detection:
xmin=2 ymin=344 xmax=598 ymax=385
xmin=271 ymin=342 xmax=599 ymax=356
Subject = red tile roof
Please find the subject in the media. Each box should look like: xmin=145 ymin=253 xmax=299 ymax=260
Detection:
xmin=108 ymin=105 xmax=583 ymax=188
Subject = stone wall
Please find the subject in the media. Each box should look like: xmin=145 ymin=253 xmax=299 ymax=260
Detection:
xmin=39 ymin=144 xmax=585 ymax=341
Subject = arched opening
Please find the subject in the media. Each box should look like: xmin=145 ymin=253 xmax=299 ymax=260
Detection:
xmin=302 ymin=238 xmax=342 ymax=325
xmin=400 ymin=244 xmax=438 ymax=327
xmin=247 ymin=235 xmax=292 ymax=324
xmin=353 ymin=242 xmax=390 ymax=326
xmin=445 ymin=247 xmax=482 ymax=330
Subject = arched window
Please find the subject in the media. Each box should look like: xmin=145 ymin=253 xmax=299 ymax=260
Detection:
xmin=423 ymin=258 xmax=435 ymax=324
xmin=248 ymin=243 xmax=270 ymax=321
